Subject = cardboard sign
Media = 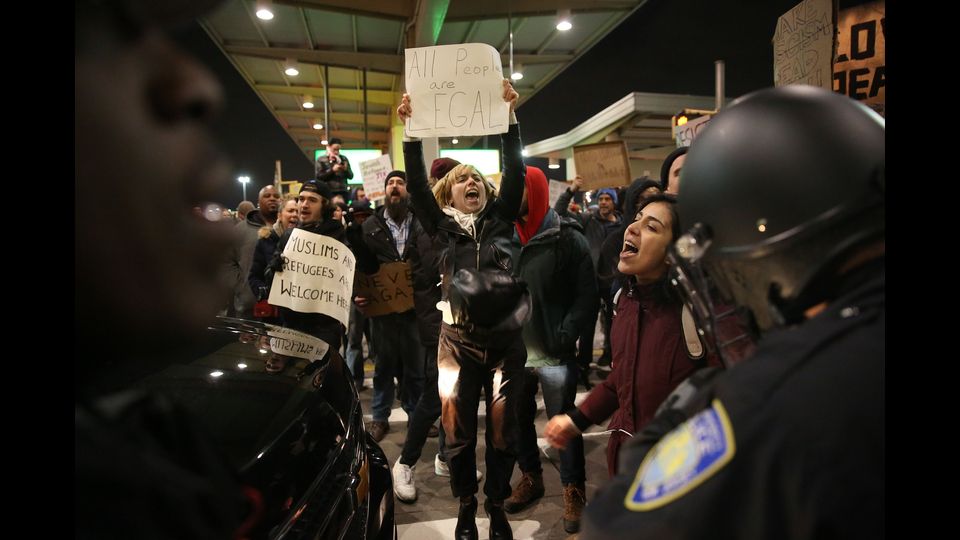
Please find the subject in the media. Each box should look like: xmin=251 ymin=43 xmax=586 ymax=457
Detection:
xmin=404 ymin=43 xmax=509 ymax=138
xmin=359 ymin=155 xmax=392 ymax=202
xmin=572 ymin=141 xmax=631 ymax=191
xmin=548 ymin=179 xmax=570 ymax=209
xmin=674 ymin=115 xmax=713 ymax=148
xmin=353 ymin=261 xmax=414 ymax=317
xmin=773 ymin=0 xmax=835 ymax=90
xmin=486 ymin=172 xmax=502 ymax=191
xmin=833 ymin=0 xmax=884 ymax=116
xmin=267 ymin=327 xmax=330 ymax=362
xmin=268 ymin=229 xmax=355 ymax=327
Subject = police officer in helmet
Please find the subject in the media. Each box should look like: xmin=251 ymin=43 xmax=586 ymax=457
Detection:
xmin=579 ymin=85 xmax=884 ymax=539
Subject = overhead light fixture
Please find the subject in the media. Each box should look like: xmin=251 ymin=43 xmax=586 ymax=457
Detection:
xmin=320 ymin=139 xmax=328 ymax=145
xmin=452 ymin=138 xmax=459 ymax=144
xmin=548 ymin=157 xmax=561 ymax=169
xmin=522 ymin=149 xmax=529 ymax=157
xmin=511 ymin=63 xmax=524 ymax=81
xmin=312 ymin=121 xmax=323 ymax=130
xmin=256 ymin=0 xmax=274 ymax=20
xmin=556 ymin=9 xmax=572 ymax=31
xmin=284 ymin=58 xmax=299 ymax=77
xmin=302 ymin=95 xmax=314 ymax=109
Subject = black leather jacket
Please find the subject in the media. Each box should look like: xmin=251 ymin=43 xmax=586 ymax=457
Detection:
xmin=403 ymin=122 xmax=526 ymax=301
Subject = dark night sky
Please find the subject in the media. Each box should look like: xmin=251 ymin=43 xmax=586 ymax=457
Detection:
xmin=172 ymin=0 xmax=867 ymax=206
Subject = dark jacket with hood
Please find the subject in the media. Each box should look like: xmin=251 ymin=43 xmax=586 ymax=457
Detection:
xmin=248 ymin=221 xmax=284 ymax=301
xmin=404 ymin=122 xmax=526 ymax=310
xmin=510 ymin=208 xmax=598 ymax=367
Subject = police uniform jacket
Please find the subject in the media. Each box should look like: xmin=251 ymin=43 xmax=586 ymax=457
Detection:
xmin=580 ymin=259 xmax=885 ymax=539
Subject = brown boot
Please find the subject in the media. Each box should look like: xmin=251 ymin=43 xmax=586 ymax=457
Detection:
xmin=502 ymin=471 xmax=544 ymax=514
xmin=562 ymin=482 xmax=586 ymax=533
xmin=368 ymin=420 xmax=389 ymax=442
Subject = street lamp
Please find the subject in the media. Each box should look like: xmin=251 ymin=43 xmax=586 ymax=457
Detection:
xmin=238 ymin=175 xmax=250 ymax=200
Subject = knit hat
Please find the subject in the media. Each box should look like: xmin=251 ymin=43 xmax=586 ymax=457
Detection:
xmin=660 ymin=146 xmax=689 ymax=190
xmin=384 ymin=170 xmax=407 ymax=187
xmin=596 ymin=187 xmax=618 ymax=205
xmin=430 ymin=157 xmax=461 ymax=181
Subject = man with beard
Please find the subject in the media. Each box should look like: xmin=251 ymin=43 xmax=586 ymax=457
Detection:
xmin=225 ymin=184 xmax=281 ymax=318
xmin=353 ymin=171 xmax=425 ymax=443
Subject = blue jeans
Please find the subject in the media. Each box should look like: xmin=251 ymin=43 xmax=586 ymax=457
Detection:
xmin=370 ymin=312 xmax=424 ymax=422
xmin=400 ymin=344 xmax=446 ymax=465
xmin=345 ymin=304 xmax=371 ymax=382
xmin=516 ymin=363 xmax=586 ymax=484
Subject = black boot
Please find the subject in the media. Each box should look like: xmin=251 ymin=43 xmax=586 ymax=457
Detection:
xmin=455 ymin=496 xmax=479 ymax=540
xmin=484 ymin=499 xmax=513 ymax=540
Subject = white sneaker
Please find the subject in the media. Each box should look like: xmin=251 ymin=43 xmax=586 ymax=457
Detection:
xmin=434 ymin=453 xmax=483 ymax=481
xmin=392 ymin=459 xmax=417 ymax=503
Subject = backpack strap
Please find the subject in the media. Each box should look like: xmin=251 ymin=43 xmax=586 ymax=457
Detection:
xmin=681 ymin=304 xmax=706 ymax=361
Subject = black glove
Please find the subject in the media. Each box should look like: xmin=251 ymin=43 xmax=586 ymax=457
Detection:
xmin=267 ymin=254 xmax=287 ymax=274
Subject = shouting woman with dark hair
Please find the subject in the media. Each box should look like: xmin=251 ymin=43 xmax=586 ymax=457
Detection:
xmin=544 ymin=194 xmax=721 ymax=476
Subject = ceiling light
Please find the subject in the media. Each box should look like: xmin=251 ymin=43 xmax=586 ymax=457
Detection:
xmin=321 ymin=139 xmax=328 ymax=145
xmin=548 ymin=157 xmax=561 ymax=169
xmin=556 ymin=9 xmax=572 ymax=31
xmin=511 ymin=63 xmax=524 ymax=81
xmin=256 ymin=0 xmax=274 ymax=20
xmin=284 ymin=58 xmax=299 ymax=77
xmin=522 ymin=149 xmax=529 ymax=157
xmin=303 ymin=95 xmax=314 ymax=109
xmin=313 ymin=121 xmax=323 ymax=130
xmin=452 ymin=138 xmax=459 ymax=144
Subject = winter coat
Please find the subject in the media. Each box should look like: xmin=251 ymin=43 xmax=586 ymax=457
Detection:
xmin=352 ymin=206 xmax=443 ymax=347
xmin=569 ymin=279 xmax=720 ymax=475
xmin=315 ymin=153 xmax=353 ymax=196
xmin=404 ymin=123 xmax=526 ymax=305
xmin=226 ymin=209 xmax=268 ymax=315
xmin=509 ymin=209 xmax=598 ymax=367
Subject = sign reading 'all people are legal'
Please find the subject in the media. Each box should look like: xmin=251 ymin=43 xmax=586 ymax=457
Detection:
xmin=404 ymin=43 xmax=509 ymax=138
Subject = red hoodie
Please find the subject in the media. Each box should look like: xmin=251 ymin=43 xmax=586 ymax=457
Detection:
xmin=515 ymin=165 xmax=549 ymax=245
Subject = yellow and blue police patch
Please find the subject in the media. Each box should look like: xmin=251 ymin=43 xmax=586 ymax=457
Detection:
xmin=624 ymin=399 xmax=735 ymax=511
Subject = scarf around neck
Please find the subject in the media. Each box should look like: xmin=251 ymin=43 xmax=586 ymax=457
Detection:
xmin=442 ymin=206 xmax=479 ymax=239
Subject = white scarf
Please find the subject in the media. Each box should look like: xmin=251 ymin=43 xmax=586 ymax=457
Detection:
xmin=442 ymin=206 xmax=479 ymax=239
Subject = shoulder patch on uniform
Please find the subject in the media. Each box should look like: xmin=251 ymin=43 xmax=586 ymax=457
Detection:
xmin=624 ymin=399 xmax=735 ymax=511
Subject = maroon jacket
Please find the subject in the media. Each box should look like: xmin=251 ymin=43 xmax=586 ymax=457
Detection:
xmin=570 ymin=280 xmax=719 ymax=476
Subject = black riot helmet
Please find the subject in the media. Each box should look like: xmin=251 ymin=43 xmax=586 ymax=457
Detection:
xmin=669 ymin=85 xmax=884 ymax=366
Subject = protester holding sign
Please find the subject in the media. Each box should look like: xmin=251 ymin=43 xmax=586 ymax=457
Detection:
xmin=397 ymin=78 xmax=525 ymax=540
xmin=350 ymin=171 xmax=426 ymax=445
xmin=266 ymin=179 xmax=353 ymax=350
